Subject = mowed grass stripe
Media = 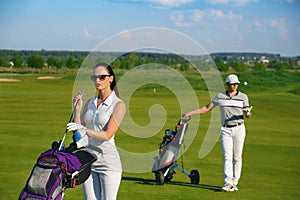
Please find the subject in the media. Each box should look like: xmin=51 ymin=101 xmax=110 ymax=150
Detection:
xmin=0 ymin=71 xmax=299 ymax=199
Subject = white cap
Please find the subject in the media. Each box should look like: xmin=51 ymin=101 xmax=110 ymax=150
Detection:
xmin=226 ymin=74 xmax=240 ymax=84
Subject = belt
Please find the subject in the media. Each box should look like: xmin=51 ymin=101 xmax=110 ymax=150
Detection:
xmin=224 ymin=122 xmax=243 ymax=128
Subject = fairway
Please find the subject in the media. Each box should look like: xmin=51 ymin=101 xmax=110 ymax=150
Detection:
xmin=0 ymin=71 xmax=300 ymax=199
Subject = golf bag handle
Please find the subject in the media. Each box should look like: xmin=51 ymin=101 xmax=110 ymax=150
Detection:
xmin=181 ymin=116 xmax=191 ymax=123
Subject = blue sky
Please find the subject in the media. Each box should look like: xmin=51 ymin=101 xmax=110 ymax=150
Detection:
xmin=0 ymin=0 xmax=299 ymax=56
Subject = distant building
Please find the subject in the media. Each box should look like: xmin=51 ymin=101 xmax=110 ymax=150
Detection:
xmin=8 ymin=61 xmax=14 ymax=67
xmin=260 ymin=56 xmax=270 ymax=64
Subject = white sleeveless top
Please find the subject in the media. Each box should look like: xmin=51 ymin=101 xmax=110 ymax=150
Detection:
xmin=83 ymin=91 xmax=122 ymax=172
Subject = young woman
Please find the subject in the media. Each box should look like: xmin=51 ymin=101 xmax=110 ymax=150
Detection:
xmin=67 ymin=63 xmax=126 ymax=200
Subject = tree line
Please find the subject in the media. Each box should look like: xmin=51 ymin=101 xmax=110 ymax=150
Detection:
xmin=0 ymin=49 xmax=299 ymax=73
xmin=0 ymin=50 xmax=87 ymax=70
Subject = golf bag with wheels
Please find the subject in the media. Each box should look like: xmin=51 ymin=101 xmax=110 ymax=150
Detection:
xmin=152 ymin=117 xmax=200 ymax=185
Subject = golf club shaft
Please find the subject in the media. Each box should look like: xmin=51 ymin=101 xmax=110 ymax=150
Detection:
xmin=58 ymin=93 xmax=85 ymax=151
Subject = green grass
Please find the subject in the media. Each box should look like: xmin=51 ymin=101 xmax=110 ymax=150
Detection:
xmin=0 ymin=71 xmax=300 ymax=199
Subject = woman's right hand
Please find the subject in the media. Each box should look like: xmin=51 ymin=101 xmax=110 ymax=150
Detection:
xmin=73 ymin=92 xmax=85 ymax=112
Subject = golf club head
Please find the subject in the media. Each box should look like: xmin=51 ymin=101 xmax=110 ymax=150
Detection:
xmin=51 ymin=141 xmax=60 ymax=151
xmin=65 ymin=142 xmax=77 ymax=153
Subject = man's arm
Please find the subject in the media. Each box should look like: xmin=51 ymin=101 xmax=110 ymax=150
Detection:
xmin=184 ymin=102 xmax=214 ymax=117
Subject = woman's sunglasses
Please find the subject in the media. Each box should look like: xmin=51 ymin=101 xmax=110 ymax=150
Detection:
xmin=90 ymin=74 xmax=111 ymax=81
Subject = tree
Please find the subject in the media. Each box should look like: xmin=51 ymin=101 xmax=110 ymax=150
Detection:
xmin=254 ymin=62 xmax=266 ymax=71
xmin=128 ymin=52 xmax=139 ymax=68
xmin=0 ymin=56 xmax=7 ymax=67
xmin=179 ymin=62 xmax=189 ymax=71
xmin=268 ymin=60 xmax=286 ymax=71
xmin=111 ymin=59 xmax=121 ymax=69
xmin=77 ymin=58 xmax=84 ymax=68
xmin=119 ymin=59 xmax=130 ymax=69
xmin=215 ymin=61 xmax=229 ymax=72
xmin=27 ymin=55 xmax=44 ymax=68
xmin=65 ymin=57 xmax=76 ymax=68
xmin=47 ymin=56 xmax=62 ymax=69
xmin=275 ymin=63 xmax=286 ymax=71
xmin=232 ymin=60 xmax=248 ymax=72
xmin=12 ymin=55 xmax=23 ymax=68
xmin=195 ymin=59 xmax=210 ymax=71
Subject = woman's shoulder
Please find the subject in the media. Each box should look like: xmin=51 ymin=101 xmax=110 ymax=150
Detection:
xmin=113 ymin=97 xmax=125 ymax=109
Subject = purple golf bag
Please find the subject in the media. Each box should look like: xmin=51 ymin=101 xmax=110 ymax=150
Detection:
xmin=19 ymin=92 xmax=96 ymax=199
xmin=19 ymin=146 xmax=96 ymax=200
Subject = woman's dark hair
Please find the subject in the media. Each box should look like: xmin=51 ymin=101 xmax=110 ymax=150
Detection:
xmin=93 ymin=62 xmax=119 ymax=96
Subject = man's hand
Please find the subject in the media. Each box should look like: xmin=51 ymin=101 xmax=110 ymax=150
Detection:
xmin=243 ymin=106 xmax=253 ymax=118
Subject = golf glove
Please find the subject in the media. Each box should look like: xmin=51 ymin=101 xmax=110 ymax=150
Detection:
xmin=67 ymin=122 xmax=89 ymax=148
xmin=67 ymin=122 xmax=86 ymax=131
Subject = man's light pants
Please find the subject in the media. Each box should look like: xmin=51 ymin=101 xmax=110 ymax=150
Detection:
xmin=220 ymin=124 xmax=246 ymax=186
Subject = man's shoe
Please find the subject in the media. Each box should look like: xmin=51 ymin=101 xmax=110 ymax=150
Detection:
xmin=222 ymin=184 xmax=234 ymax=192
xmin=233 ymin=185 xmax=238 ymax=191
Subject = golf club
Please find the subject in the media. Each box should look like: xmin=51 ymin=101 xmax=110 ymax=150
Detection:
xmin=58 ymin=92 xmax=86 ymax=151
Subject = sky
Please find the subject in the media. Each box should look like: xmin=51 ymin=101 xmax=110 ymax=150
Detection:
xmin=0 ymin=0 xmax=299 ymax=56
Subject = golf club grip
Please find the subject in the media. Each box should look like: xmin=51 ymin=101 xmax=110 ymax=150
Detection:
xmin=69 ymin=92 xmax=86 ymax=123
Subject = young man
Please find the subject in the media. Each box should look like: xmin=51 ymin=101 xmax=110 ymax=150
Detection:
xmin=184 ymin=74 xmax=252 ymax=192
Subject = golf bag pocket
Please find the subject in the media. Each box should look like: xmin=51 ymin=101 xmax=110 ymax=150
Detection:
xmin=36 ymin=156 xmax=64 ymax=196
xmin=19 ymin=153 xmax=65 ymax=200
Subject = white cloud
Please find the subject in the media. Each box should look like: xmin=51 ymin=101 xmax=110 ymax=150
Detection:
xmin=82 ymin=28 xmax=93 ymax=39
xmin=206 ymin=0 xmax=258 ymax=6
xmin=209 ymin=9 xmax=224 ymax=17
xmin=251 ymin=18 xmax=289 ymax=40
xmin=270 ymin=18 xmax=288 ymax=40
xmin=226 ymin=11 xmax=243 ymax=20
xmin=189 ymin=9 xmax=243 ymax=22
xmin=170 ymin=9 xmax=243 ymax=34
xmin=192 ymin=9 xmax=242 ymax=21
xmin=206 ymin=0 xmax=228 ymax=4
xmin=252 ymin=21 xmax=268 ymax=32
xmin=105 ymin=0 xmax=193 ymax=7
xmin=190 ymin=9 xmax=242 ymax=22
xmin=142 ymin=0 xmax=193 ymax=7
xmin=96 ymin=34 xmax=106 ymax=40
xmin=119 ymin=29 xmax=132 ymax=38
xmin=190 ymin=9 xmax=203 ymax=21
xmin=170 ymin=12 xmax=192 ymax=27
xmin=274 ymin=0 xmax=296 ymax=3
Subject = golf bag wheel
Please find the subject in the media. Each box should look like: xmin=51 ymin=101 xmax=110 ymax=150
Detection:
xmin=189 ymin=170 xmax=200 ymax=184
xmin=164 ymin=172 xmax=173 ymax=183
xmin=155 ymin=171 xmax=165 ymax=185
